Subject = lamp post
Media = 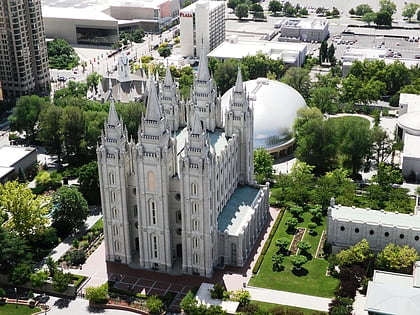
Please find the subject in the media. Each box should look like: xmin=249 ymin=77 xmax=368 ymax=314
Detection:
xmin=14 ymin=287 xmax=17 ymax=308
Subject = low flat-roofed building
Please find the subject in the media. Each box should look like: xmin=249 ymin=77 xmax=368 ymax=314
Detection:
xmin=0 ymin=146 xmax=37 ymax=183
xmin=208 ymin=36 xmax=307 ymax=67
xmin=396 ymin=94 xmax=420 ymax=181
xmin=279 ymin=19 xmax=329 ymax=43
xmin=365 ymin=262 xmax=420 ymax=314
xmin=327 ymin=201 xmax=420 ymax=253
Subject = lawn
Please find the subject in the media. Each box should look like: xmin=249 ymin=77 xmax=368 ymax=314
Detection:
xmin=252 ymin=300 xmax=327 ymax=315
xmin=249 ymin=210 xmax=339 ymax=297
xmin=0 ymin=304 xmax=41 ymax=315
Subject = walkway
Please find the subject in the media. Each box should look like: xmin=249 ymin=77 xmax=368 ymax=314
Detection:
xmin=247 ymin=286 xmax=331 ymax=312
xmin=46 ymin=214 xmax=102 ymax=263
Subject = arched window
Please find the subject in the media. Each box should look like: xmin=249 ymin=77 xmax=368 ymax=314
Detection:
xmin=193 ymin=237 xmax=199 ymax=249
xmin=231 ymin=243 xmax=237 ymax=264
xmin=113 ymin=225 xmax=119 ymax=236
xmin=193 ymin=220 xmax=199 ymax=231
xmin=151 ymin=235 xmax=158 ymax=259
xmin=192 ymin=202 xmax=198 ymax=214
xmin=133 ymin=205 xmax=138 ymax=217
xmin=193 ymin=253 xmax=199 ymax=265
xmin=112 ymin=207 xmax=118 ymax=219
xmin=191 ymin=183 xmax=198 ymax=195
xmin=114 ymin=241 xmax=120 ymax=252
xmin=109 ymin=173 xmax=115 ymax=185
xmin=176 ymin=211 xmax=182 ymax=223
xmin=149 ymin=200 xmax=157 ymax=225
xmin=111 ymin=191 xmax=117 ymax=202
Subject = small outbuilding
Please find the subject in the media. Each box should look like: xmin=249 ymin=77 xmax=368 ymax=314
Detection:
xmin=0 ymin=146 xmax=37 ymax=183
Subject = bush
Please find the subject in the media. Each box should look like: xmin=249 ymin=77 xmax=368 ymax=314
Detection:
xmin=86 ymin=283 xmax=109 ymax=304
xmin=69 ymin=249 xmax=86 ymax=266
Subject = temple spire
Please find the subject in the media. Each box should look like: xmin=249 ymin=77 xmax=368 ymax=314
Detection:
xmin=145 ymin=78 xmax=162 ymax=121
xmin=191 ymin=112 xmax=203 ymax=135
xmin=164 ymin=64 xmax=174 ymax=87
xmin=234 ymin=66 xmax=244 ymax=93
xmin=197 ymin=39 xmax=210 ymax=81
xmin=107 ymin=76 xmax=120 ymax=126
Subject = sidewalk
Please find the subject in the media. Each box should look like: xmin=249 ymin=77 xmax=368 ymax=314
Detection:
xmin=247 ymin=286 xmax=331 ymax=312
xmin=46 ymin=214 xmax=102 ymax=263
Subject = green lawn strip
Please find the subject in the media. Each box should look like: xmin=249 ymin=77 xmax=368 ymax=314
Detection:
xmin=249 ymin=211 xmax=338 ymax=297
xmin=0 ymin=304 xmax=41 ymax=315
xmin=252 ymin=300 xmax=327 ymax=315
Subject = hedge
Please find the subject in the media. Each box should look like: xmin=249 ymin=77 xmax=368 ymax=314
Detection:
xmin=252 ymin=209 xmax=285 ymax=274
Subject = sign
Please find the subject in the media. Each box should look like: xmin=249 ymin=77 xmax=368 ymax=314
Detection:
xmin=180 ymin=12 xmax=193 ymax=17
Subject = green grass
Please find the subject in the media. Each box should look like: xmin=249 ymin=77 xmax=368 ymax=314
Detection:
xmin=249 ymin=211 xmax=339 ymax=297
xmin=252 ymin=300 xmax=327 ymax=315
xmin=0 ymin=304 xmax=41 ymax=315
xmin=90 ymin=217 xmax=103 ymax=232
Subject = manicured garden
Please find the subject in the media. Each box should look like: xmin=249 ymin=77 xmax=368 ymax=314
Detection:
xmin=0 ymin=304 xmax=41 ymax=315
xmin=249 ymin=210 xmax=339 ymax=297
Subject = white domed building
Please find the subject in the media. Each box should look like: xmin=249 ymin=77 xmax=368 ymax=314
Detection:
xmin=221 ymin=78 xmax=307 ymax=159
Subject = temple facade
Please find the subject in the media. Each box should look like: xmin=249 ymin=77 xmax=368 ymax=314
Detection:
xmin=97 ymin=48 xmax=269 ymax=277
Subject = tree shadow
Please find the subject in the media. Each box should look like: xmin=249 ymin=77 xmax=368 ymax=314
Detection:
xmin=308 ymin=231 xmax=318 ymax=237
xmin=272 ymin=265 xmax=285 ymax=272
xmin=297 ymin=216 xmax=304 ymax=223
xmin=292 ymin=267 xmax=309 ymax=277
xmin=302 ymin=252 xmax=313 ymax=260
xmin=53 ymin=298 xmax=70 ymax=309
xmin=87 ymin=306 xmax=106 ymax=313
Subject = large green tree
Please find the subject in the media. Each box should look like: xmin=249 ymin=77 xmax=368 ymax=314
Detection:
xmin=115 ymin=101 xmax=146 ymax=140
xmin=0 ymin=181 xmax=50 ymax=236
xmin=402 ymin=3 xmax=420 ymax=21
xmin=253 ymin=148 xmax=274 ymax=184
xmin=37 ymin=105 xmax=63 ymax=159
xmin=354 ymin=4 xmax=373 ymax=16
xmin=48 ymin=39 xmax=80 ymax=70
xmin=0 ymin=227 xmax=32 ymax=273
xmin=52 ymin=186 xmax=89 ymax=237
xmin=268 ymin=0 xmax=282 ymax=14
xmin=281 ymin=67 xmax=311 ymax=99
xmin=235 ymin=3 xmax=249 ymax=19
xmin=9 ymin=95 xmax=47 ymax=142
xmin=376 ymin=244 xmax=418 ymax=273
xmin=78 ymin=161 xmax=100 ymax=205
xmin=379 ymin=0 xmax=397 ymax=15
xmin=87 ymin=72 xmax=103 ymax=94
xmin=213 ymin=59 xmax=241 ymax=95
xmin=336 ymin=239 xmax=373 ymax=267
xmin=375 ymin=10 xmax=393 ymax=26
xmin=61 ymin=106 xmax=85 ymax=164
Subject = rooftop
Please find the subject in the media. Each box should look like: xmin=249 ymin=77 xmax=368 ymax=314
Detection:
xmin=176 ymin=128 xmax=228 ymax=157
xmin=0 ymin=146 xmax=36 ymax=168
xmin=217 ymin=185 xmax=260 ymax=236
xmin=329 ymin=205 xmax=420 ymax=230
xmin=180 ymin=0 xmax=224 ymax=13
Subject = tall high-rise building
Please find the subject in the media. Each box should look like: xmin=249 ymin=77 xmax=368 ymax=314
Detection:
xmin=179 ymin=0 xmax=225 ymax=57
xmin=0 ymin=0 xmax=50 ymax=99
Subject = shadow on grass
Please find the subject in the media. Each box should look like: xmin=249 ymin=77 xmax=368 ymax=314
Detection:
xmin=308 ymin=231 xmax=318 ymax=237
xmin=272 ymin=265 xmax=285 ymax=272
xmin=292 ymin=268 xmax=308 ymax=277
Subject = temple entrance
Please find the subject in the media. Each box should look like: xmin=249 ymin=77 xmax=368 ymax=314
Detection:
xmin=176 ymin=244 xmax=182 ymax=257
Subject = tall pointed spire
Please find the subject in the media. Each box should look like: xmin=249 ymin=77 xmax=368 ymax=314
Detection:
xmin=107 ymin=77 xmax=120 ymax=127
xmin=145 ymin=78 xmax=162 ymax=121
xmin=197 ymin=38 xmax=210 ymax=81
xmin=191 ymin=112 xmax=203 ymax=135
xmin=164 ymin=64 xmax=174 ymax=87
xmin=234 ymin=66 xmax=244 ymax=93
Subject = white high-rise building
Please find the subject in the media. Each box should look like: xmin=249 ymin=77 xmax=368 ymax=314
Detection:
xmin=97 ymin=47 xmax=269 ymax=277
xmin=179 ymin=0 xmax=225 ymax=57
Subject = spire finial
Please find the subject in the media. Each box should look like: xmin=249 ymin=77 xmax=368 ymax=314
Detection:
xmin=145 ymin=78 xmax=162 ymax=121
xmin=197 ymin=38 xmax=210 ymax=81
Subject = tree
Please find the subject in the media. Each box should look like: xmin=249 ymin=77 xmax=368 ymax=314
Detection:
xmin=268 ymin=0 xmax=282 ymax=14
xmin=371 ymin=163 xmax=402 ymax=192
xmin=37 ymin=105 xmax=63 ymax=158
xmin=86 ymin=283 xmax=109 ymax=304
xmin=284 ymin=217 xmax=298 ymax=232
xmin=30 ymin=270 xmax=49 ymax=289
xmin=54 ymin=81 xmax=88 ymax=100
xmin=291 ymin=255 xmax=308 ymax=270
xmin=132 ymin=29 xmax=145 ymax=43
xmin=52 ymin=270 xmax=72 ymax=292
xmin=376 ymin=244 xmax=418 ymax=273
xmin=336 ymin=239 xmax=373 ymax=267
xmin=254 ymin=148 xmax=274 ymax=184
xmin=52 ymin=186 xmax=89 ymax=237
xmin=375 ymin=10 xmax=393 ymax=26
xmin=362 ymin=12 xmax=377 ymax=25
xmin=241 ymin=54 xmax=285 ymax=80
xmin=158 ymin=42 xmax=171 ymax=57
xmin=379 ymin=0 xmax=397 ymax=15
xmin=232 ymin=290 xmax=251 ymax=307
xmin=289 ymin=204 xmax=304 ymax=218
xmin=10 ymin=263 xmax=32 ymax=285
xmin=371 ymin=127 xmax=393 ymax=165
xmin=213 ymin=59 xmax=241 ymax=94
xmin=9 ymin=95 xmax=47 ymax=142
xmin=297 ymin=241 xmax=311 ymax=254
xmin=293 ymin=107 xmax=323 ymax=136
xmin=180 ymin=290 xmax=198 ymax=313
xmin=48 ymin=39 xmax=80 ymax=70
xmin=319 ymin=40 xmax=328 ymax=64
xmin=417 ymin=9 xmax=420 ymax=21
xmin=286 ymin=161 xmax=315 ymax=206
xmin=61 ymin=106 xmax=85 ymax=164
xmin=281 ymin=67 xmax=311 ymax=99
xmin=309 ymin=86 xmax=339 ymax=114
xmin=271 ymin=253 xmax=284 ymax=271
xmin=115 ymin=101 xmax=146 ymax=140
xmin=227 ymin=0 xmax=240 ymax=10
xmin=235 ymin=3 xmax=249 ymax=19
xmin=87 ymin=72 xmax=103 ymax=94
xmin=402 ymin=3 xmax=419 ymax=21
xmin=327 ymin=44 xmax=336 ymax=65
xmin=78 ymin=161 xmax=100 ymax=205
xmin=0 ymin=181 xmax=50 ymax=236
xmin=354 ymin=4 xmax=373 ymax=16
xmin=275 ymin=237 xmax=290 ymax=252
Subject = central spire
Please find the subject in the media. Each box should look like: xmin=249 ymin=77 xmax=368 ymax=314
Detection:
xmin=197 ymin=39 xmax=210 ymax=82
xmin=145 ymin=78 xmax=162 ymax=122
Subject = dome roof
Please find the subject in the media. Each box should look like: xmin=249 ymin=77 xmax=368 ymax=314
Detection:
xmin=397 ymin=111 xmax=420 ymax=136
xmin=221 ymin=78 xmax=307 ymax=149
